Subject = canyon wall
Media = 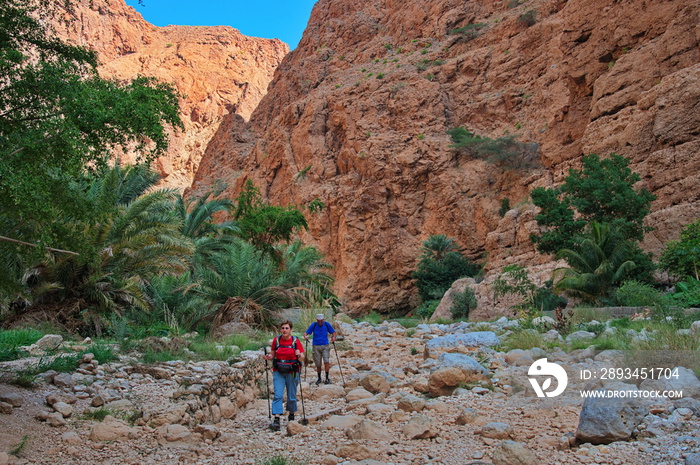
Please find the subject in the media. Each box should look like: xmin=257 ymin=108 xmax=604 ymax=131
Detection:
xmin=50 ymin=0 xmax=288 ymax=189
xmin=191 ymin=0 xmax=700 ymax=315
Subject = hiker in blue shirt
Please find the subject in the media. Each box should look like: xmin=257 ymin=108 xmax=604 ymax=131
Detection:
xmin=304 ymin=313 xmax=336 ymax=385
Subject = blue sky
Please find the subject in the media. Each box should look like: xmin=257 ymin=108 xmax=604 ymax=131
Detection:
xmin=124 ymin=1 xmax=317 ymax=49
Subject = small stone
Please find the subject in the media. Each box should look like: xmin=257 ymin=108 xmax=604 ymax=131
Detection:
xmin=53 ymin=372 xmax=74 ymax=388
xmin=194 ymin=425 xmax=220 ymax=440
xmin=61 ymin=432 xmax=81 ymax=445
xmin=46 ymin=393 xmax=78 ymax=405
xmin=52 ymin=401 xmax=73 ymax=418
xmin=162 ymin=424 xmax=191 ymax=442
xmin=456 ymin=407 xmax=479 ymax=425
xmin=480 ymin=422 xmax=513 ymax=440
xmin=389 ymin=410 xmax=409 ymax=423
xmin=46 ymin=412 xmax=68 ymax=427
xmin=0 ymin=402 xmax=12 ymax=415
xmin=0 ymin=393 xmax=23 ymax=407
xmin=90 ymin=416 xmax=133 ymax=441
xmin=286 ymin=420 xmax=308 ymax=436
xmin=403 ymin=414 xmax=438 ymax=439
xmin=491 ymin=440 xmax=538 ymax=465
xmin=397 ymin=394 xmax=426 ymax=412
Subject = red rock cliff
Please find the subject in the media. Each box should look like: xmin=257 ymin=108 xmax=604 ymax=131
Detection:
xmin=192 ymin=0 xmax=700 ymax=314
xmin=50 ymin=0 xmax=288 ymax=189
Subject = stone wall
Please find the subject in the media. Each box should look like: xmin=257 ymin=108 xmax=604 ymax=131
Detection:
xmin=133 ymin=351 xmax=266 ymax=426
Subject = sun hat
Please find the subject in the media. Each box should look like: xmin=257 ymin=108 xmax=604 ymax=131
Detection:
xmin=316 ymin=313 xmax=325 ymax=320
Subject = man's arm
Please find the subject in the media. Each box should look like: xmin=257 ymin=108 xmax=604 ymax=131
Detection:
xmin=304 ymin=323 xmax=315 ymax=340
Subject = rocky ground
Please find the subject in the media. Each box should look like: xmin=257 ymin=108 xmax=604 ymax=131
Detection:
xmin=1 ymin=317 xmax=699 ymax=465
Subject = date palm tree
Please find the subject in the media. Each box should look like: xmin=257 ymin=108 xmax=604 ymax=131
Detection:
xmin=419 ymin=234 xmax=459 ymax=261
xmin=196 ymin=239 xmax=300 ymax=329
xmin=173 ymin=190 xmax=237 ymax=267
xmin=553 ymin=222 xmax=637 ymax=303
xmin=20 ymin=164 xmax=192 ymax=333
xmin=195 ymin=239 xmax=336 ymax=330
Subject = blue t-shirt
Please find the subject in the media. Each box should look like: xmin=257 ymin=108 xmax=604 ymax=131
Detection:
xmin=305 ymin=321 xmax=335 ymax=345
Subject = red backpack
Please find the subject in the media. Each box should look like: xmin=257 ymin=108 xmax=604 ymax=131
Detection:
xmin=272 ymin=336 xmax=301 ymax=374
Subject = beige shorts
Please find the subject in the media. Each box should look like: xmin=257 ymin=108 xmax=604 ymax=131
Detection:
xmin=312 ymin=344 xmax=331 ymax=366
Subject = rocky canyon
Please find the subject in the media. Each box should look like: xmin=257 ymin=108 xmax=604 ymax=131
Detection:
xmin=49 ymin=0 xmax=288 ymax=189
xmin=191 ymin=0 xmax=700 ymax=315
xmin=53 ymin=0 xmax=700 ymax=315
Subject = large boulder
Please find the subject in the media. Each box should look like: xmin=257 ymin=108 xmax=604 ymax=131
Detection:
xmin=360 ymin=372 xmax=391 ymax=394
xmin=575 ymin=384 xmax=649 ymax=444
xmin=426 ymin=353 xmax=491 ymax=397
xmin=424 ymin=332 xmax=500 ymax=358
xmin=35 ymin=334 xmax=63 ymax=350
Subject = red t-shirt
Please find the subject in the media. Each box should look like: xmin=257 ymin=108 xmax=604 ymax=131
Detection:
xmin=271 ymin=335 xmax=304 ymax=361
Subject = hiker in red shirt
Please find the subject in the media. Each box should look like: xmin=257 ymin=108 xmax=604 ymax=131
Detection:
xmin=263 ymin=320 xmax=304 ymax=431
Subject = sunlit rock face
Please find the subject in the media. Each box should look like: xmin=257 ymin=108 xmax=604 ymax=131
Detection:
xmin=189 ymin=0 xmax=699 ymax=315
xmin=51 ymin=0 xmax=289 ymax=189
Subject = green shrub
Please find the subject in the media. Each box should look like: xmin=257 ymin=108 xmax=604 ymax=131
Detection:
xmin=80 ymin=407 xmax=112 ymax=421
xmin=9 ymin=435 xmax=29 ymax=457
xmin=258 ymin=454 xmax=306 ymax=465
xmin=11 ymin=371 xmax=40 ymax=388
xmin=660 ymin=220 xmax=700 ymax=280
xmin=517 ymin=10 xmax=537 ymax=27
xmin=531 ymin=281 xmax=567 ymax=313
xmin=503 ymin=330 xmax=545 ymax=350
xmin=447 ymin=127 xmax=540 ymax=170
xmin=530 ymin=153 xmax=655 ymax=256
xmin=80 ymin=345 xmax=118 ymax=364
xmin=670 ymin=277 xmax=700 ymax=307
xmin=360 ymin=310 xmax=383 ymax=325
xmin=416 ymin=300 xmax=440 ymax=319
xmin=189 ymin=340 xmax=239 ymax=361
xmin=140 ymin=349 xmax=186 ymax=364
xmin=412 ymin=235 xmax=480 ymax=301
xmin=632 ymin=325 xmax=700 ymax=351
xmin=392 ymin=318 xmax=421 ymax=328
xmin=0 ymin=328 xmax=43 ymax=361
xmin=221 ymin=332 xmax=269 ymax=351
xmin=451 ymin=288 xmax=477 ymax=319
xmin=612 ymin=280 xmax=665 ymax=307
xmin=499 ymin=198 xmax=511 ymax=217
xmin=447 ymin=23 xmax=488 ymax=42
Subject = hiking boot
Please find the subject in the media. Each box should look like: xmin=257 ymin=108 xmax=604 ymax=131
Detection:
xmin=315 ymin=378 xmax=322 ymax=385
xmin=324 ymin=378 xmax=331 ymax=384
xmin=288 ymin=413 xmax=295 ymax=422
xmin=269 ymin=417 xmax=280 ymax=431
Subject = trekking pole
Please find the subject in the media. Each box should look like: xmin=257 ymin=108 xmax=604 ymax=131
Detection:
xmin=332 ymin=341 xmax=345 ymax=386
xmin=263 ymin=347 xmax=271 ymax=422
xmin=297 ymin=361 xmax=308 ymax=425
xmin=304 ymin=339 xmax=310 ymax=383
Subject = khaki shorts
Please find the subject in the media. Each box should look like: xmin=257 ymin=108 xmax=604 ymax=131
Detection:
xmin=312 ymin=344 xmax=331 ymax=367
